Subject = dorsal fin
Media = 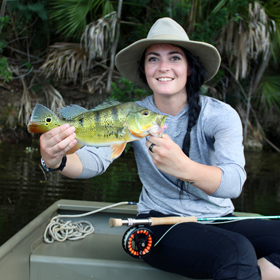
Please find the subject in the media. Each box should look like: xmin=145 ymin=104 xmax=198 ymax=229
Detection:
xmin=90 ymin=100 xmax=121 ymax=111
xmin=59 ymin=105 xmax=88 ymax=120
xmin=59 ymin=101 xmax=122 ymax=120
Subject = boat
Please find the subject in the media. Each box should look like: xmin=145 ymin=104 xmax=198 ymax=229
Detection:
xmin=1 ymin=199 xmax=263 ymax=280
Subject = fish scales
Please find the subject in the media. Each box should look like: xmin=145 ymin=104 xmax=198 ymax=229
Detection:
xmin=73 ymin=106 xmax=130 ymax=145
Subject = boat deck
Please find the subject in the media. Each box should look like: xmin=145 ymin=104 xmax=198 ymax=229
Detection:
xmin=1 ymin=200 xmax=204 ymax=280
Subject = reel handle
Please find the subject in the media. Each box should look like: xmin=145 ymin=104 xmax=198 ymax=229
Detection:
xmin=109 ymin=216 xmax=197 ymax=228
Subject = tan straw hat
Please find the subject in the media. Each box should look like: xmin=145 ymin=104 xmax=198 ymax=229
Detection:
xmin=115 ymin=17 xmax=221 ymax=88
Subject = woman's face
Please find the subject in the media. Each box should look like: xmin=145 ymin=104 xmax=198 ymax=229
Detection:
xmin=144 ymin=43 xmax=190 ymax=98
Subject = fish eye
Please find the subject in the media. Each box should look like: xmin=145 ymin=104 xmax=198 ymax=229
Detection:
xmin=142 ymin=111 xmax=149 ymax=116
xmin=45 ymin=117 xmax=52 ymax=123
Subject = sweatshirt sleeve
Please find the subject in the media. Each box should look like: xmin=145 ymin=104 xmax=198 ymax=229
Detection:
xmin=204 ymin=101 xmax=246 ymax=198
xmin=75 ymin=146 xmax=114 ymax=179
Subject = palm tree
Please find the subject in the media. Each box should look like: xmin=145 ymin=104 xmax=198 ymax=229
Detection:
xmin=205 ymin=1 xmax=280 ymax=149
xmin=40 ymin=0 xmax=123 ymax=107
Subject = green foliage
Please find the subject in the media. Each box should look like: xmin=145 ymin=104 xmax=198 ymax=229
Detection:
xmin=170 ymin=0 xmax=191 ymax=23
xmin=0 ymin=57 xmax=12 ymax=82
xmin=8 ymin=1 xmax=48 ymax=21
xmin=46 ymin=0 xmax=115 ymax=39
xmin=261 ymin=75 xmax=280 ymax=112
xmin=0 ymin=15 xmax=10 ymax=32
xmin=212 ymin=0 xmax=248 ymax=20
xmin=264 ymin=0 xmax=280 ymax=62
xmin=5 ymin=0 xmax=50 ymax=53
xmin=110 ymin=77 xmax=151 ymax=102
xmin=191 ymin=0 xmax=248 ymax=44
xmin=0 ymin=16 xmax=12 ymax=82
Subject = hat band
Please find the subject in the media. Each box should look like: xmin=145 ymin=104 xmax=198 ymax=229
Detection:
xmin=147 ymin=34 xmax=190 ymax=41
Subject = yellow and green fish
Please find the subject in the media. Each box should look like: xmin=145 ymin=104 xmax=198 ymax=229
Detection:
xmin=28 ymin=102 xmax=167 ymax=159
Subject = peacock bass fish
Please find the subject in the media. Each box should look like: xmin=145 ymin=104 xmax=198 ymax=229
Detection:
xmin=27 ymin=102 xmax=167 ymax=159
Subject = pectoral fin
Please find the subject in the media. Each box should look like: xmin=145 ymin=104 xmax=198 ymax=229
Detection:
xmin=110 ymin=143 xmax=127 ymax=159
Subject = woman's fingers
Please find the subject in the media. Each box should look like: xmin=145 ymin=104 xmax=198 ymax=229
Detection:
xmin=40 ymin=124 xmax=76 ymax=168
xmin=146 ymin=134 xmax=188 ymax=177
xmin=41 ymin=124 xmax=75 ymax=148
xmin=146 ymin=134 xmax=171 ymax=154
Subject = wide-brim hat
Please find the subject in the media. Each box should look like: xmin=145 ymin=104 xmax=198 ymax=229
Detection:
xmin=115 ymin=17 xmax=221 ymax=89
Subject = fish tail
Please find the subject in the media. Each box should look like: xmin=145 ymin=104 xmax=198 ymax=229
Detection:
xmin=28 ymin=104 xmax=61 ymax=133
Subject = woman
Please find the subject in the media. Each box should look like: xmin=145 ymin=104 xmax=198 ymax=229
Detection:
xmin=40 ymin=18 xmax=280 ymax=279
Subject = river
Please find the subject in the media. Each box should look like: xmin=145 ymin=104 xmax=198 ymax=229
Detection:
xmin=0 ymin=141 xmax=280 ymax=246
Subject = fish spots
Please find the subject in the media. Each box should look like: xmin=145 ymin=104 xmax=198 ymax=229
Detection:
xmin=112 ymin=106 xmax=118 ymax=118
xmin=45 ymin=117 xmax=52 ymax=126
xmin=101 ymin=127 xmax=125 ymax=139
xmin=94 ymin=111 xmax=100 ymax=123
xmin=79 ymin=118 xmax=84 ymax=126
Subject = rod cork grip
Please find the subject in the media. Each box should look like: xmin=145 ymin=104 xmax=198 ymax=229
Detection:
xmin=109 ymin=218 xmax=123 ymax=228
xmin=150 ymin=216 xmax=197 ymax=226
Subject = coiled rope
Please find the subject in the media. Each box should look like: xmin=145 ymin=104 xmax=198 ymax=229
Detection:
xmin=44 ymin=201 xmax=137 ymax=243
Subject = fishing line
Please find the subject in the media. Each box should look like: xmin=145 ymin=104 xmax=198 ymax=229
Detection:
xmin=149 ymin=220 xmax=238 ymax=248
xmin=154 ymin=217 xmax=277 ymax=247
xmin=44 ymin=201 xmax=137 ymax=243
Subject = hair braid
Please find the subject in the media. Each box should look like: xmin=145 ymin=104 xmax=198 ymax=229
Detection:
xmin=182 ymin=49 xmax=204 ymax=157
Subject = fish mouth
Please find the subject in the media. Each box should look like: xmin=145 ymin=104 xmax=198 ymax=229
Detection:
xmin=149 ymin=115 xmax=167 ymax=137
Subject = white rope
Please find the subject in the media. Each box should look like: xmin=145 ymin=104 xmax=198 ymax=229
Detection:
xmin=44 ymin=201 xmax=136 ymax=243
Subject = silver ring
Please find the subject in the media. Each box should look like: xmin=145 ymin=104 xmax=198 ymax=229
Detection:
xmin=149 ymin=143 xmax=156 ymax=153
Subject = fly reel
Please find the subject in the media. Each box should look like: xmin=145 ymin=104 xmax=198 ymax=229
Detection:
xmin=122 ymin=226 xmax=153 ymax=258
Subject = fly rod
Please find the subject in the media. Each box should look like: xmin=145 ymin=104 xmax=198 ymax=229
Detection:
xmin=109 ymin=215 xmax=280 ymax=227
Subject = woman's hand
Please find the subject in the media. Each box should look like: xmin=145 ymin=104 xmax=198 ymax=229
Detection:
xmin=40 ymin=124 xmax=77 ymax=169
xmin=146 ymin=134 xmax=187 ymax=178
xmin=146 ymin=134 xmax=222 ymax=195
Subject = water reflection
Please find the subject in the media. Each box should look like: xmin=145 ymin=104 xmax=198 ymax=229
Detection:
xmin=0 ymin=142 xmax=280 ymax=246
xmin=233 ymin=151 xmax=280 ymax=215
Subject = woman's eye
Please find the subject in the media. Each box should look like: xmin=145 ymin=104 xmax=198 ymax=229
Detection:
xmin=171 ymin=56 xmax=181 ymax=61
xmin=148 ymin=56 xmax=158 ymax=62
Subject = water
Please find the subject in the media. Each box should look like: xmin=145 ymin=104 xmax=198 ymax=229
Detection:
xmin=0 ymin=142 xmax=280 ymax=246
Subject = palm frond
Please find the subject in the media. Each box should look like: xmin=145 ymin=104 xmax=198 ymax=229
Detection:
xmin=47 ymin=0 xmax=93 ymax=38
xmin=264 ymin=0 xmax=280 ymax=62
xmin=40 ymin=43 xmax=90 ymax=84
xmin=217 ymin=2 xmax=273 ymax=80
xmin=81 ymin=11 xmax=117 ymax=61
xmin=261 ymin=75 xmax=280 ymax=112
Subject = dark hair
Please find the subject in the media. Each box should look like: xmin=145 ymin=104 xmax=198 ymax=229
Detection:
xmin=138 ymin=46 xmax=205 ymax=157
xmin=181 ymin=48 xmax=204 ymax=157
